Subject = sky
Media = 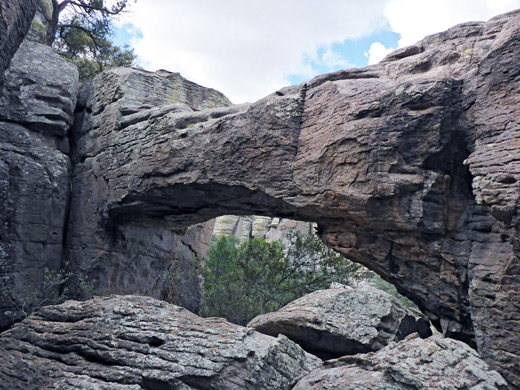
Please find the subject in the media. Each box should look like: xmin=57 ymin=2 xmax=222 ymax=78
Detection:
xmin=113 ymin=0 xmax=520 ymax=103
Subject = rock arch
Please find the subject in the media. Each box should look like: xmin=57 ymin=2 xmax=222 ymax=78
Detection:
xmin=41 ymin=10 xmax=520 ymax=388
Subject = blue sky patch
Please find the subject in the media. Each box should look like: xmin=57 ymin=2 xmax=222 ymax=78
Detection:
xmin=113 ymin=24 xmax=143 ymax=48
xmin=287 ymin=29 xmax=400 ymax=85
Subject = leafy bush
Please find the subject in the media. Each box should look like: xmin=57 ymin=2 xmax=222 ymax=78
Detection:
xmin=202 ymin=231 xmax=371 ymax=325
xmin=372 ymin=274 xmax=417 ymax=308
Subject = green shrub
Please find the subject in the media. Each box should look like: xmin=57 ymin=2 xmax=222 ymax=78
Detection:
xmin=202 ymin=231 xmax=371 ymax=325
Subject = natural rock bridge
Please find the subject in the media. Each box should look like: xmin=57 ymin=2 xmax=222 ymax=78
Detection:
xmin=65 ymin=10 xmax=520 ymax=386
xmin=1 ymin=1 xmax=519 ymax=387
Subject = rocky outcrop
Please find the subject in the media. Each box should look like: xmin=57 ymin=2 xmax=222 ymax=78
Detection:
xmin=0 ymin=2 xmax=228 ymax=328
xmin=213 ymin=215 xmax=315 ymax=243
xmin=0 ymin=295 xmax=321 ymax=389
xmin=64 ymin=67 xmax=232 ymax=314
xmin=0 ymin=296 xmax=506 ymax=389
xmin=25 ymin=0 xmax=55 ymax=45
xmin=248 ymin=286 xmax=432 ymax=359
xmin=0 ymin=39 xmax=78 ymax=330
xmin=293 ymin=333 xmax=508 ymax=389
xmin=70 ymin=10 xmax=520 ymax=386
xmin=2 ymin=5 xmax=520 ymax=387
xmin=0 ymin=0 xmax=37 ymax=84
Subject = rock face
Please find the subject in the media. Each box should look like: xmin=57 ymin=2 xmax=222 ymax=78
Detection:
xmin=25 ymin=0 xmax=55 ymax=45
xmin=248 ymin=286 xmax=432 ymax=359
xmin=0 ymin=2 xmax=226 ymax=328
xmin=72 ymin=10 xmax=520 ymax=386
xmin=213 ymin=215 xmax=315 ymax=243
xmin=0 ymin=0 xmax=37 ymax=84
xmin=65 ymin=67 xmax=232 ymax=314
xmin=293 ymin=334 xmax=508 ymax=390
xmin=0 ymin=39 xmax=78 ymax=330
xmin=0 ymin=295 xmax=321 ymax=389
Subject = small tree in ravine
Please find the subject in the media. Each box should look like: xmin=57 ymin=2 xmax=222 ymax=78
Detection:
xmin=202 ymin=231 xmax=372 ymax=325
xmin=50 ymin=0 xmax=137 ymax=80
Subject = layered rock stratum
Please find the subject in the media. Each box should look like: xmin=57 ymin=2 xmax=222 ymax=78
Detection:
xmin=0 ymin=295 xmax=321 ymax=389
xmin=213 ymin=215 xmax=315 ymax=244
xmin=0 ymin=39 xmax=78 ymax=329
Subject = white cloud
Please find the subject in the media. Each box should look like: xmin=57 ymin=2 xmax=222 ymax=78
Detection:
xmin=384 ymin=0 xmax=520 ymax=47
xmin=120 ymin=0 xmax=388 ymax=103
xmin=365 ymin=42 xmax=395 ymax=65
xmin=321 ymin=47 xmax=351 ymax=69
xmin=118 ymin=0 xmax=520 ymax=103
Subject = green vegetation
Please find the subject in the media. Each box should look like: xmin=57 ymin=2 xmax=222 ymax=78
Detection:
xmin=372 ymin=274 xmax=417 ymax=308
xmin=51 ymin=0 xmax=137 ymax=80
xmin=202 ymin=232 xmax=372 ymax=325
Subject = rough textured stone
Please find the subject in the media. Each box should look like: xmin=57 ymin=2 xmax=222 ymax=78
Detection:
xmin=0 ymin=39 xmax=78 ymax=330
xmin=64 ymin=67 xmax=232 ymax=313
xmin=0 ymin=0 xmax=37 ymax=84
xmin=0 ymin=40 xmax=78 ymax=136
xmin=66 ymin=10 xmax=520 ymax=386
xmin=213 ymin=215 xmax=315 ymax=243
xmin=25 ymin=0 xmax=55 ymax=45
xmin=0 ymin=295 xmax=321 ymax=389
xmin=293 ymin=334 xmax=508 ymax=390
xmin=248 ymin=286 xmax=432 ymax=359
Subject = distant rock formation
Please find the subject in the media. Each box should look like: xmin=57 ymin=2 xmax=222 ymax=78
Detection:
xmin=213 ymin=215 xmax=315 ymax=243
xmin=248 ymin=286 xmax=432 ymax=359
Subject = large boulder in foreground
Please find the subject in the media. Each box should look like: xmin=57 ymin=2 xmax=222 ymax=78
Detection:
xmin=0 ymin=295 xmax=321 ymax=389
xmin=293 ymin=333 xmax=508 ymax=390
xmin=248 ymin=286 xmax=432 ymax=358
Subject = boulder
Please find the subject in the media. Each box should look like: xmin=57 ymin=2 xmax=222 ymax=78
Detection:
xmin=293 ymin=334 xmax=508 ymax=390
xmin=0 ymin=40 xmax=78 ymax=136
xmin=0 ymin=295 xmax=321 ymax=389
xmin=248 ymin=286 xmax=432 ymax=359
